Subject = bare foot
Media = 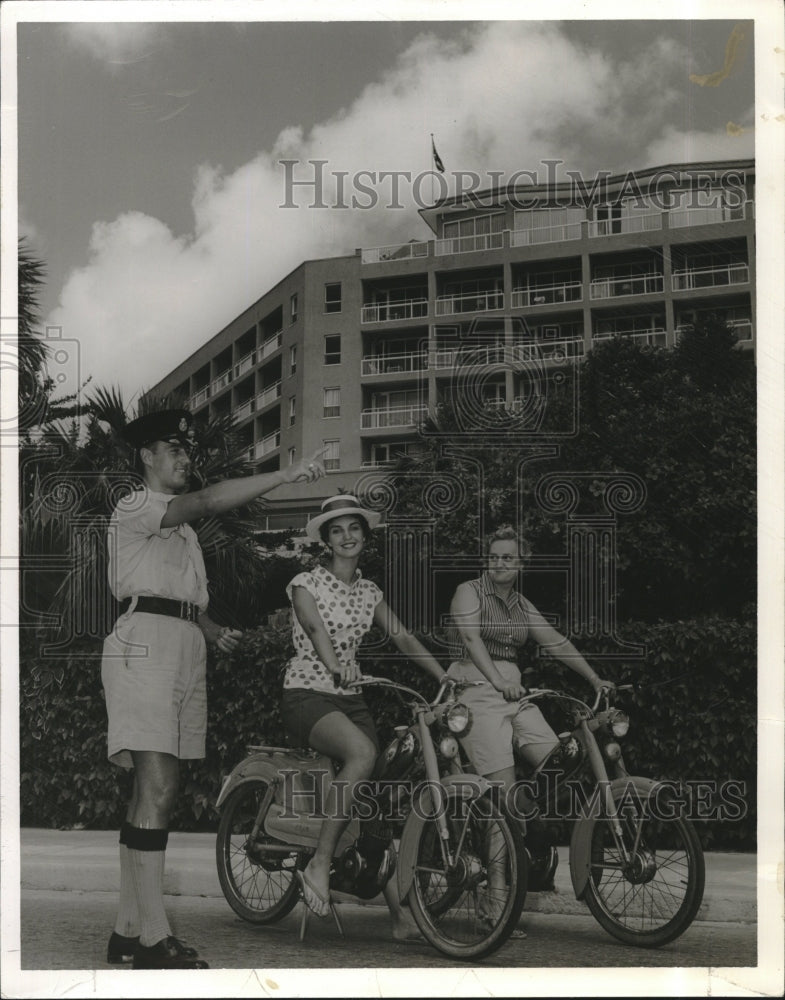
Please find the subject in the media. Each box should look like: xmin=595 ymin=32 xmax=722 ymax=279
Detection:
xmin=391 ymin=918 xmax=423 ymax=942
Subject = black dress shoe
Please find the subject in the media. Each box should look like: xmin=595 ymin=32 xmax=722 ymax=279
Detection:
xmin=106 ymin=931 xmax=139 ymax=964
xmin=132 ymin=936 xmax=209 ymax=970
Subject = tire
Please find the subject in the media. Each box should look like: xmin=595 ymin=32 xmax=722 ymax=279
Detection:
xmin=582 ymin=784 xmax=705 ymax=947
xmin=406 ymin=792 xmax=528 ymax=961
xmin=216 ymin=779 xmax=303 ymax=924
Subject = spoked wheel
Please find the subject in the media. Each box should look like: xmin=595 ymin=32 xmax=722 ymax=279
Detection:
xmin=583 ymin=785 xmax=705 ymax=947
xmin=216 ymin=779 xmax=304 ymax=923
xmin=407 ymin=793 xmax=527 ymax=961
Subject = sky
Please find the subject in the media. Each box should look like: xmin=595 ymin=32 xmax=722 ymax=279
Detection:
xmin=12 ymin=10 xmax=760 ymax=405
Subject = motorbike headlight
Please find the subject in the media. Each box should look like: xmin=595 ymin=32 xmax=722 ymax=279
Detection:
xmin=609 ymin=710 xmax=629 ymax=738
xmin=445 ymin=702 xmax=472 ymax=735
xmin=439 ymin=735 xmax=460 ymax=759
xmin=603 ymin=741 xmax=622 ymax=761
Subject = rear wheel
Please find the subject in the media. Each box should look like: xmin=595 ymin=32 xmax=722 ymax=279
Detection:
xmin=216 ymin=779 xmax=304 ymax=923
xmin=583 ymin=784 xmax=705 ymax=947
xmin=407 ymin=792 xmax=527 ymax=961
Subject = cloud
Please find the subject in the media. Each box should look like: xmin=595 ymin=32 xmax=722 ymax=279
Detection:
xmin=44 ymin=21 xmax=755 ymax=401
xmin=62 ymin=23 xmax=159 ymax=68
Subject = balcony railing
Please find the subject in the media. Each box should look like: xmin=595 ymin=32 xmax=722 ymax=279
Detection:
xmin=676 ymin=318 xmax=753 ymax=342
xmin=511 ymin=223 xmax=582 ymax=247
xmin=256 ymin=380 xmax=282 ymax=409
xmin=252 ymin=430 xmax=280 ymax=460
xmin=435 ymin=232 xmax=505 ymax=256
xmin=235 ymin=350 xmax=255 ymax=378
xmin=593 ymin=329 xmax=668 ymax=347
xmin=361 ymin=352 xmax=427 ymax=376
xmin=435 ymin=290 xmax=504 ymax=316
xmin=259 ymin=331 xmax=283 ymax=360
xmin=669 ymin=205 xmax=747 ymax=228
xmin=360 ymin=405 xmax=428 ymax=429
xmin=430 ymin=344 xmax=505 ymax=371
xmin=361 ymin=241 xmax=429 ymax=264
xmin=513 ymin=338 xmax=586 ymax=363
xmin=211 ymin=368 xmax=232 ymax=395
xmin=361 ymin=299 xmax=428 ymax=324
xmin=511 ymin=282 xmax=582 ymax=308
xmin=587 ymin=213 xmax=663 ymax=238
xmin=235 ymin=398 xmax=254 ymax=422
xmin=671 ymin=262 xmax=749 ymax=291
xmin=590 ymin=274 xmax=664 ymax=299
xmin=190 ymin=386 xmax=209 ymax=409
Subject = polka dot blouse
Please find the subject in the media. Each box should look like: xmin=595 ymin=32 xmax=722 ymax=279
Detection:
xmin=283 ymin=564 xmax=383 ymax=695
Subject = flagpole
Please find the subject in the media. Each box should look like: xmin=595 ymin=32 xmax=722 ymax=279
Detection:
xmin=430 ymin=132 xmax=434 ymax=205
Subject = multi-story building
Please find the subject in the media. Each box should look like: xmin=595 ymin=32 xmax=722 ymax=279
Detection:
xmin=146 ymin=159 xmax=755 ymax=528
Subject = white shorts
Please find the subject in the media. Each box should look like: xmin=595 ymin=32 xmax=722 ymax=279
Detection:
xmin=101 ymin=611 xmax=207 ymax=769
xmin=447 ymin=659 xmax=559 ymax=775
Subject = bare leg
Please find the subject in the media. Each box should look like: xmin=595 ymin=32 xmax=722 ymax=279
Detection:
xmin=383 ymin=877 xmax=421 ymax=941
xmin=303 ymin=712 xmax=377 ymax=915
xmin=129 ymin=750 xmax=179 ymax=829
xmin=483 ymin=765 xmax=517 ymax=922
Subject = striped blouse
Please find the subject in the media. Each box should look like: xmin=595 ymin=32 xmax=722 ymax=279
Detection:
xmin=448 ymin=572 xmax=531 ymax=662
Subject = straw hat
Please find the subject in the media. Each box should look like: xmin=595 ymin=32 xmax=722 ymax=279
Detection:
xmin=305 ymin=494 xmax=381 ymax=542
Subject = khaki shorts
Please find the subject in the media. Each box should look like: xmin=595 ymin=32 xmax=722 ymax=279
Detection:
xmin=447 ymin=659 xmax=559 ymax=776
xmin=101 ymin=612 xmax=207 ymax=769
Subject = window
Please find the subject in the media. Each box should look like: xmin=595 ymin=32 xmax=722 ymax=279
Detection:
xmin=289 ymin=396 xmax=296 ymax=426
xmin=323 ymin=387 xmax=341 ymax=418
xmin=323 ymin=439 xmax=340 ymax=471
xmin=325 ymin=283 xmax=342 ymax=313
xmin=288 ymin=447 xmax=296 ymax=466
xmin=290 ymin=293 xmax=298 ymax=323
xmin=289 ymin=345 xmax=297 ymax=375
xmin=324 ymin=335 xmax=341 ymax=365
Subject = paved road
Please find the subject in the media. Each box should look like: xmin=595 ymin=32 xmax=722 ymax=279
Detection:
xmin=20 ymin=888 xmax=756 ymax=970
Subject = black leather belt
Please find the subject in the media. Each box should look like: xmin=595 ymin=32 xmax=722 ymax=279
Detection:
xmin=119 ymin=596 xmax=200 ymax=623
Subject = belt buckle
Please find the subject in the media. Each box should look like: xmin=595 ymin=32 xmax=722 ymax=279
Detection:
xmin=181 ymin=601 xmax=194 ymax=622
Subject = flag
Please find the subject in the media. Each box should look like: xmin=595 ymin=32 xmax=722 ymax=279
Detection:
xmin=431 ymin=137 xmax=445 ymax=173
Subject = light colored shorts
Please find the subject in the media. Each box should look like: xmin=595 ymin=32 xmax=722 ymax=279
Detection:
xmin=447 ymin=659 xmax=559 ymax=776
xmin=101 ymin=611 xmax=207 ymax=769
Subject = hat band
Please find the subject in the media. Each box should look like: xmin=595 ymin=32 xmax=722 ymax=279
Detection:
xmin=320 ymin=496 xmax=364 ymax=516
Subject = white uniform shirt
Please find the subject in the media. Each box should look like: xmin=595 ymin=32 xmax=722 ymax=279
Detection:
xmin=107 ymin=486 xmax=209 ymax=611
xmin=284 ymin=564 xmax=383 ymax=695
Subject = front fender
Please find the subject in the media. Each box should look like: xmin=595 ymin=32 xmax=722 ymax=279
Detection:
xmin=397 ymin=773 xmax=494 ymax=902
xmin=569 ymin=775 xmax=665 ymax=900
xmin=215 ymin=753 xmax=288 ymax=810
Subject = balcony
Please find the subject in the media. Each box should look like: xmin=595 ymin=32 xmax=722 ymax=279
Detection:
xmin=211 ymin=368 xmax=232 ymax=395
xmin=588 ymin=213 xmax=663 ymax=237
xmin=189 ymin=386 xmax=209 ymax=409
xmin=361 ymin=299 xmax=428 ymax=324
xmin=256 ymin=380 xmax=282 ymax=410
xmin=361 ymin=351 xmax=427 ymax=377
xmin=435 ymin=232 xmax=504 ymax=256
xmin=671 ymin=262 xmax=749 ymax=291
xmin=361 ymin=241 xmax=429 ymax=264
xmin=251 ymin=430 xmax=280 ymax=460
xmin=235 ymin=350 xmax=255 ymax=378
xmin=511 ymin=281 xmax=582 ymax=308
xmin=259 ymin=331 xmax=283 ymax=361
xmin=676 ymin=318 xmax=753 ymax=342
xmin=360 ymin=405 xmax=428 ymax=430
xmin=590 ymin=274 xmax=664 ymax=300
xmin=593 ymin=328 xmax=667 ymax=347
xmin=235 ymin=398 xmax=254 ymax=422
xmin=511 ymin=222 xmax=582 ymax=247
xmin=669 ymin=205 xmax=749 ymax=229
xmin=435 ymin=289 xmax=504 ymax=316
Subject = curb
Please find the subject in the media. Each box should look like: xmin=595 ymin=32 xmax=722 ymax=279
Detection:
xmin=20 ymin=831 xmax=757 ymax=924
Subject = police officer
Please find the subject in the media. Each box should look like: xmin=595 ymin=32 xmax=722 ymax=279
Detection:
xmin=101 ymin=409 xmax=325 ymax=969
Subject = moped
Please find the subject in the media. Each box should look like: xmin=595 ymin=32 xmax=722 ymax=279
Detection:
xmin=451 ymin=679 xmax=706 ymax=948
xmin=215 ymin=675 xmax=527 ymax=961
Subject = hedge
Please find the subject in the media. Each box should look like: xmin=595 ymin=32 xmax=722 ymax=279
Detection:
xmin=20 ymin=612 xmax=755 ymax=849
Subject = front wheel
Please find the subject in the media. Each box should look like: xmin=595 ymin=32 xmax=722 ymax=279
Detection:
xmin=406 ymin=792 xmax=528 ymax=961
xmin=582 ymin=784 xmax=705 ymax=947
xmin=216 ymin=779 xmax=304 ymax=924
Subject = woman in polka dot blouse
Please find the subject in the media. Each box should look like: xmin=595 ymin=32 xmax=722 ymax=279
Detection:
xmin=281 ymin=494 xmax=444 ymax=930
